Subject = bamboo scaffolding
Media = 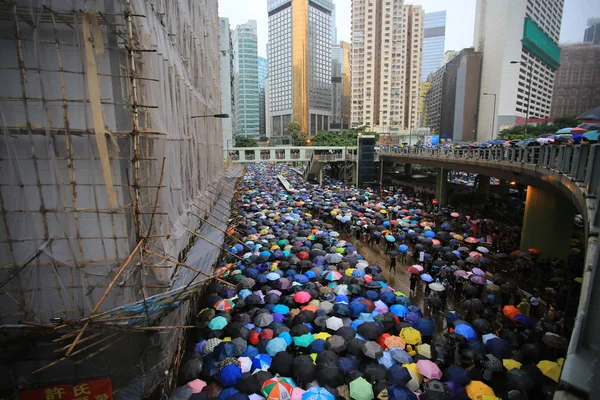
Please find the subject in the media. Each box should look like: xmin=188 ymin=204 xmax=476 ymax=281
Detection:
xmin=65 ymin=240 xmax=143 ymax=356
xmin=188 ymin=211 xmax=244 ymax=246
xmin=197 ymin=196 xmax=233 ymax=220
xmin=191 ymin=203 xmax=229 ymax=226
xmin=181 ymin=227 xmax=243 ymax=261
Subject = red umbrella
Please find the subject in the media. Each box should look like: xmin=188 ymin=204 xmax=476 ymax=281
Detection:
xmin=571 ymin=127 xmax=587 ymax=134
xmin=294 ymin=291 xmax=312 ymax=304
xmin=297 ymin=251 xmax=309 ymax=261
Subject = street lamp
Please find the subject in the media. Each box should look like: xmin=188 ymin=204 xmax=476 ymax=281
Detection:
xmin=510 ymin=60 xmax=534 ymax=134
xmin=483 ymin=93 xmax=497 ymax=140
xmin=190 ymin=113 xmax=230 ymax=119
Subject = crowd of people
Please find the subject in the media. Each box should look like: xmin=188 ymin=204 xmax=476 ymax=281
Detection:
xmin=171 ymin=163 xmax=583 ymax=400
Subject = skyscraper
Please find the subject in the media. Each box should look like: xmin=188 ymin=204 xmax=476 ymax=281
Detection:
xmin=219 ymin=18 xmax=235 ymax=148
xmin=268 ymin=0 xmax=334 ymax=137
xmin=331 ymin=41 xmax=351 ymax=130
xmin=584 ymin=18 xmax=600 ymax=44
xmin=350 ymin=1 xmax=424 ymax=134
xmin=474 ymin=0 xmax=564 ymax=140
xmin=258 ymin=57 xmax=269 ymax=136
xmin=233 ymin=20 xmax=260 ymax=137
xmin=422 ymin=11 xmax=446 ymax=81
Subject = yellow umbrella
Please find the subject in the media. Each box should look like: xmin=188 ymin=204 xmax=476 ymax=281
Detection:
xmin=481 ymin=396 xmax=502 ymax=400
xmin=271 ymin=245 xmax=280 ymax=250
xmin=305 ymin=213 xmax=312 ymax=217
xmin=310 ymin=353 xmax=317 ymax=364
xmin=330 ymin=210 xmax=339 ymax=215
xmin=313 ymin=332 xmax=331 ymax=341
xmin=401 ymin=363 xmax=423 ymax=391
xmin=416 ymin=343 xmax=431 ymax=359
xmin=400 ymin=327 xmax=422 ymax=345
xmin=502 ymin=359 xmax=522 ymax=370
xmin=452 ymin=234 xmax=464 ymax=241
xmin=345 ymin=268 xmax=355 ymax=277
xmin=380 ymin=210 xmax=387 ymax=214
xmin=465 ymin=381 xmax=495 ymax=399
xmin=537 ymin=360 xmax=562 ymax=382
xmin=395 ymin=291 xmax=408 ymax=298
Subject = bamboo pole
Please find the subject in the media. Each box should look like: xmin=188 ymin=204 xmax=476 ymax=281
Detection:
xmin=197 ymin=197 xmax=231 ymax=220
xmin=188 ymin=211 xmax=244 ymax=246
xmin=144 ymin=249 xmax=235 ymax=287
xmin=192 ymin=203 xmax=228 ymax=225
xmin=65 ymin=240 xmax=143 ymax=356
xmin=74 ymin=335 xmax=127 ymax=364
xmin=181 ymin=227 xmax=243 ymax=261
xmin=33 ymin=332 xmax=120 ymax=374
xmin=54 ymin=331 xmax=104 ymax=353
xmin=145 ymin=157 xmax=166 ymax=239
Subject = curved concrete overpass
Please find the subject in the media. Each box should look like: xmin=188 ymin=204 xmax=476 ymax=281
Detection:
xmin=379 ymin=145 xmax=600 ymax=397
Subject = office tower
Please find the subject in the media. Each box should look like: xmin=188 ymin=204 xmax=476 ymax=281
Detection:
xmin=258 ymin=57 xmax=269 ymax=136
xmin=267 ymin=0 xmax=334 ymax=137
xmin=474 ymin=0 xmax=564 ymax=140
xmin=424 ymin=48 xmax=483 ymax=141
xmin=584 ymin=18 xmax=600 ymax=44
xmin=551 ymin=44 xmax=600 ymax=118
xmin=233 ymin=20 xmax=260 ymax=137
xmin=219 ymin=18 xmax=235 ymax=149
xmin=422 ymin=11 xmax=446 ymax=81
xmin=332 ymin=41 xmax=351 ymax=130
xmin=350 ymin=0 xmax=424 ymax=134
xmin=265 ymin=75 xmax=272 ymax=136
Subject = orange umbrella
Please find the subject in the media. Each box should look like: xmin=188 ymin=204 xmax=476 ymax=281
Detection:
xmin=528 ymin=248 xmax=540 ymax=255
xmin=503 ymin=305 xmax=521 ymax=321
xmin=465 ymin=237 xmax=479 ymax=244
xmin=384 ymin=335 xmax=406 ymax=350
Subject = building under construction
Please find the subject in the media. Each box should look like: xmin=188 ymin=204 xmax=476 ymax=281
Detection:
xmin=0 ymin=0 xmax=239 ymax=397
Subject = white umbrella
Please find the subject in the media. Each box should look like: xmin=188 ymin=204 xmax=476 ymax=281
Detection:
xmin=326 ymin=316 xmax=344 ymax=331
xmin=428 ymin=283 xmax=445 ymax=292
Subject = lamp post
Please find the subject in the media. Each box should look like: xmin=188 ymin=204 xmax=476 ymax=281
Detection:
xmin=510 ymin=60 xmax=534 ymax=134
xmin=190 ymin=113 xmax=230 ymax=119
xmin=483 ymin=93 xmax=497 ymax=140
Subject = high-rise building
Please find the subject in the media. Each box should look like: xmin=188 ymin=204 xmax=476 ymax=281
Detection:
xmin=268 ymin=0 xmax=334 ymax=137
xmin=265 ymin=75 xmax=272 ymax=136
xmin=258 ymin=57 xmax=269 ymax=136
xmin=233 ymin=20 xmax=260 ymax=137
xmin=584 ymin=18 xmax=600 ymax=44
xmin=219 ymin=18 xmax=235 ymax=149
xmin=331 ymin=41 xmax=351 ymax=130
xmin=551 ymin=43 xmax=600 ymax=118
xmin=350 ymin=1 xmax=424 ymax=134
xmin=474 ymin=0 xmax=564 ymax=140
xmin=422 ymin=11 xmax=446 ymax=81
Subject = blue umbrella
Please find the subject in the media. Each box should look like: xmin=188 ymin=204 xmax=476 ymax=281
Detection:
xmin=420 ymin=273 xmax=433 ymax=282
xmin=350 ymin=301 xmax=369 ymax=317
xmin=395 ymin=296 xmax=412 ymax=307
xmin=266 ymin=272 xmax=280 ymax=281
xmin=208 ymin=316 xmax=228 ymax=330
xmin=386 ymin=235 xmax=396 ymax=242
xmin=380 ymin=291 xmax=397 ymax=305
xmin=214 ymin=342 xmax=237 ymax=361
xmin=273 ymin=304 xmax=290 ymax=315
xmin=413 ymin=318 xmax=435 ymax=336
xmin=303 ymin=387 xmax=335 ymax=400
xmin=378 ymin=351 xmax=395 ymax=368
xmin=386 ymin=385 xmax=418 ymax=400
xmin=484 ymin=337 xmax=512 ymax=359
xmin=279 ymin=331 xmax=293 ymax=345
xmin=252 ymin=354 xmax=272 ymax=371
xmin=390 ymin=304 xmax=409 ymax=317
xmin=218 ymin=387 xmax=240 ymax=400
xmin=310 ymin=339 xmax=326 ymax=353
xmin=218 ymin=364 xmax=242 ymax=387
xmin=514 ymin=313 xmax=535 ymax=328
xmin=241 ymin=345 xmax=259 ymax=359
xmin=403 ymin=312 xmax=420 ymax=325
xmin=424 ymin=230 xmax=436 ymax=238
xmin=338 ymin=356 xmax=357 ymax=374
xmin=389 ymin=348 xmax=413 ymax=364
xmin=454 ymin=323 xmax=477 ymax=341
xmin=266 ymin=337 xmax=288 ymax=356
xmin=556 ymin=127 xmax=574 ymax=134
xmin=386 ymin=365 xmax=412 ymax=386
xmin=444 ymin=365 xmax=471 ymax=385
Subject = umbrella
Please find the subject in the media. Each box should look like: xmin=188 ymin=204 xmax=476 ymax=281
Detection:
xmin=325 ymin=335 xmax=347 ymax=354
xmin=542 ymin=332 xmax=568 ymax=348
xmin=420 ymin=274 xmax=433 ymax=283
xmin=326 ymin=316 xmax=344 ymax=331
xmin=503 ymin=359 xmax=522 ymax=371
xmin=349 ymin=377 xmax=374 ymax=400
xmin=266 ymin=337 xmax=288 ymax=356
xmin=252 ymin=354 xmax=272 ymax=371
xmin=454 ymin=324 xmax=477 ymax=341
xmin=444 ymin=365 xmax=470 ymax=385
xmin=465 ymin=381 xmax=494 ymax=399
xmin=390 ymin=348 xmax=413 ymax=364
xmin=428 ymin=283 xmax=445 ymax=292
xmin=209 ymin=316 xmax=228 ymax=330
xmin=481 ymin=354 xmax=503 ymax=372
xmin=537 ymin=360 xmax=562 ymax=382
xmin=214 ymin=299 xmax=235 ymax=311
xmin=416 ymin=359 xmax=443 ymax=379
xmin=502 ymin=305 xmax=521 ymax=321
xmin=386 ymin=365 xmax=412 ymax=386
xmin=413 ymin=318 xmax=435 ymax=336
xmin=302 ymin=387 xmax=334 ymax=400
xmin=400 ymin=327 xmax=422 ymax=345
xmin=384 ymin=335 xmax=407 ymax=350
xmin=261 ymin=378 xmax=294 ymax=400
xmin=293 ymin=355 xmax=316 ymax=383
xmin=362 ymin=341 xmax=384 ymax=359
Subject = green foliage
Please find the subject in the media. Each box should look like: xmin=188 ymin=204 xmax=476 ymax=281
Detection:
xmin=233 ymin=136 xmax=258 ymax=148
xmin=288 ymin=121 xmax=309 ymax=146
xmin=553 ymin=115 xmax=580 ymax=129
xmin=311 ymin=129 xmax=379 ymax=147
xmin=498 ymin=115 xmax=581 ymax=140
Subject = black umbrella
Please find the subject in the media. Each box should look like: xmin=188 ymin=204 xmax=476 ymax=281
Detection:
xmin=358 ymin=322 xmax=383 ymax=340
xmin=347 ymin=338 xmax=366 ymax=356
xmin=253 ymin=370 xmax=274 ymax=387
xmin=326 ymin=335 xmax=348 ymax=354
xmin=462 ymin=298 xmax=484 ymax=313
xmin=236 ymin=373 xmax=261 ymax=394
xmin=316 ymin=350 xmax=340 ymax=367
xmin=363 ymin=362 xmax=387 ymax=382
xmin=336 ymin=326 xmax=357 ymax=341
xmin=270 ymin=352 xmax=294 ymax=376
xmin=361 ymin=341 xmax=384 ymax=359
xmin=472 ymin=318 xmax=492 ymax=333
xmin=315 ymin=364 xmax=344 ymax=387
xmin=293 ymin=355 xmax=316 ymax=383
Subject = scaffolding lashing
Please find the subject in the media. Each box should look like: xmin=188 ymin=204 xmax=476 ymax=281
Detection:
xmin=0 ymin=0 xmax=241 ymax=397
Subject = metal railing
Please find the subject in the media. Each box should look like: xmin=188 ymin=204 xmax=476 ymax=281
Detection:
xmin=378 ymin=144 xmax=600 ymax=196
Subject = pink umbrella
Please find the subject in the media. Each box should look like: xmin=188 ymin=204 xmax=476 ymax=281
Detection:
xmin=411 ymin=264 xmax=424 ymax=272
xmin=294 ymin=291 xmax=312 ymax=304
xmin=291 ymin=387 xmax=305 ymax=400
xmin=187 ymin=379 xmax=207 ymax=394
xmin=472 ymin=268 xmax=486 ymax=277
xmin=451 ymin=212 xmax=460 ymax=218
xmin=416 ymin=359 xmax=443 ymax=380
xmin=453 ymin=270 xmax=468 ymax=277
xmin=374 ymin=300 xmax=389 ymax=314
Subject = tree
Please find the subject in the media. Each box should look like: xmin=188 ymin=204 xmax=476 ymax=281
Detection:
xmin=553 ymin=115 xmax=580 ymax=129
xmin=233 ymin=136 xmax=258 ymax=147
xmin=288 ymin=121 xmax=308 ymax=146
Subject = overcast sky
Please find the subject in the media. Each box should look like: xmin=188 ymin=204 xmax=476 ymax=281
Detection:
xmin=218 ymin=0 xmax=599 ymax=58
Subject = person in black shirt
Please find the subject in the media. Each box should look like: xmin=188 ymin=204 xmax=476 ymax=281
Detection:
xmin=390 ymin=255 xmax=397 ymax=273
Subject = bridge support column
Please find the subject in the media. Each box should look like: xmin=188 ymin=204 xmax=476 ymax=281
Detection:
xmin=477 ymin=176 xmax=490 ymax=200
xmin=520 ymin=186 xmax=575 ymax=261
xmin=404 ymin=163 xmax=412 ymax=176
xmin=435 ymin=168 xmax=449 ymax=206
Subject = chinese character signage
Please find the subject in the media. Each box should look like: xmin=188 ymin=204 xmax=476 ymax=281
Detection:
xmin=18 ymin=379 xmax=113 ymax=400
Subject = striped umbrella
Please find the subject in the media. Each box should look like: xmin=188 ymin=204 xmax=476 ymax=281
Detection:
xmin=262 ymin=377 xmax=294 ymax=400
xmin=323 ymin=270 xmax=343 ymax=281
xmin=213 ymin=299 xmax=235 ymax=311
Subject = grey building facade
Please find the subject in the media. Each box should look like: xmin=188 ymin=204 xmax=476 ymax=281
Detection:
xmin=233 ymin=20 xmax=260 ymax=137
xmin=258 ymin=57 xmax=269 ymax=136
xmin=220 ymin=18 xmax=235 ymax=149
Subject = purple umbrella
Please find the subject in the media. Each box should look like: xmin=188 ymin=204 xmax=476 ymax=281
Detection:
xmin=472 ymin=268 xmax=486 ymax=277
xmin=469 ymin=275 xmax=487 ymax=285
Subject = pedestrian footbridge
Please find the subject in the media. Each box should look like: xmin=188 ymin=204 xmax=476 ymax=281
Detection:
xmin=224 ymin=146 xmax=357 ymax=164
xmin=378 ymin=145 xmax=600 ymax=397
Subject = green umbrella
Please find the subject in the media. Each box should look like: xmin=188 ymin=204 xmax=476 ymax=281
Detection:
xmin=293 ymin=333 xmax=314 ymax=347
xmin=584 ymin=130 xmax=600 ymax=141
xmin=278 ymin=239 xmax=289 ymax=246
xmin=349 ymin=377 xmax=374 ymax=400
xmin=208 ymin=316 xmax=228 ymax=330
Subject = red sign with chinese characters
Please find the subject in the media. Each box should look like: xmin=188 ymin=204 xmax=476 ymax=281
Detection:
xmin=18 ymin=378 xmax=113 ymax=400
